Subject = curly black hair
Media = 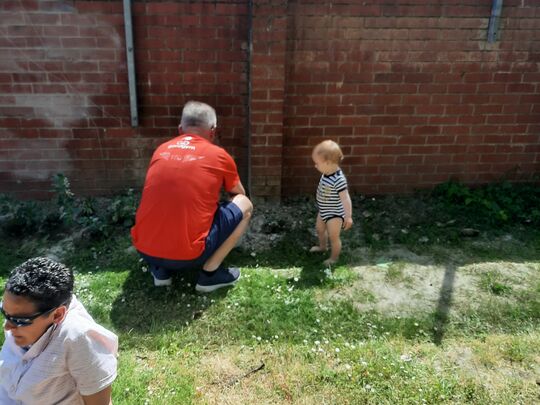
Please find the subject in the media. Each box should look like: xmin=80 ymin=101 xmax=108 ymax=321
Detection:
xmin=5 ymin=257 xmax=73 ymax=312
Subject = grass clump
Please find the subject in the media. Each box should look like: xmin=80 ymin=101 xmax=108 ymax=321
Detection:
xmin=478 ymin=271 xmax=513 ymax=296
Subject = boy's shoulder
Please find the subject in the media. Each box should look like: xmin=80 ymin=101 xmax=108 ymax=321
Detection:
xmin=325 ymin=169 xmax=345 ymax=179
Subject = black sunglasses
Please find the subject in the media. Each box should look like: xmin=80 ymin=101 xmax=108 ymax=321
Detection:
xmin=0 ymin=301 xmax=58 ymax=327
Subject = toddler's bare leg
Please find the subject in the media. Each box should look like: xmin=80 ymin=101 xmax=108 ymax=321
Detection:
xmin=310 ymin=213 xmax=328 ymax=252
xmin=324 ymin=218 xmax=343 ymax=265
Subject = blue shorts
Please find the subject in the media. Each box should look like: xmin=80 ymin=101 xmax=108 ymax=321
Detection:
xmin=139 ymin=201 xmax=243 ymax=279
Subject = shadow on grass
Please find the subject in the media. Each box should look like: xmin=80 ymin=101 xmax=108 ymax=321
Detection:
xmin=232 ymin=225 xmax=540 ymax=346
xmin=0 ymin=237 xmax=49 ymax=277
xmin=229 ymin=231 xmax=337 ymax=289
xmin=433 ymin=264 xmax=456 ymax=345
xmin=109 ymin=265 xmax=231 ymax=337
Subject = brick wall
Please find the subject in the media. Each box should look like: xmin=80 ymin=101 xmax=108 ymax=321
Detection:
xmin=250 ymin=0 xmax=287 ymax=197
xmin=0 ymin=0 xmax=248 ymax=198
xmin=0 ymin=0 xmax=539 ymax=199
xmin=282 ymin=0 xmax=540 ymax=195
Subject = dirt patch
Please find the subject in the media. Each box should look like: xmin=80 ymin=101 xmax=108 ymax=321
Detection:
xmin=240 ymin=200 xmax=314 ymax=253
xmin=351 ymin=265 xmax=476 ymax=316
xmin=325 ymin=246 xmax=539 ymax=316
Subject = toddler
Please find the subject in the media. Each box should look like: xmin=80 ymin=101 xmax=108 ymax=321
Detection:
xmin=310 ymin=140 xmax=353 ymax=265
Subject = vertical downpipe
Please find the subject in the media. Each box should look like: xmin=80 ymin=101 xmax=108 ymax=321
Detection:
xmin=487 ymin=0 xmax=503 ymax=43
xmin=123 ymin=0 xmax=138 ymax=127
xmin=246 ymin=0 xmax=253 ymax=195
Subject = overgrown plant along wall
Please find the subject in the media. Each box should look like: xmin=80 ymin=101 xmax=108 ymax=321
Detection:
xmin=0 ymin=0 xmax=539 ymax=199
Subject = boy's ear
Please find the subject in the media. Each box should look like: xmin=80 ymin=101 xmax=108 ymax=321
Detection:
xmin=52 ymin=306 xmax=67 ymax=324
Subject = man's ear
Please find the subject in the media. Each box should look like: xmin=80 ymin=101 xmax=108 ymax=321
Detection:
xmin=52 ymin=306 xmax=67 ymax=324
xmin=210 ymin=126 xmax=217 ymax=142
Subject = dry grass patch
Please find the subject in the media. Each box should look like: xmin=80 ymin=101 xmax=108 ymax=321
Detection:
xmin=433 ymin=334 xmax=540 ymax=402
xmin=323 ymin=247 xmax=539 ymax=319
xmin=195 ymin=346 xmax=352 ymax=405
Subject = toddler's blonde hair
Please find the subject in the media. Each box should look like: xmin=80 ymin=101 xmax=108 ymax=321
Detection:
xmin=313 ymin=140 xmax=343 ymax=164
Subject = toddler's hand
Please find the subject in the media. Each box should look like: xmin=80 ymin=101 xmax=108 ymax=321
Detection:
xmin=343 ymin=217 xmax=353 ymax=230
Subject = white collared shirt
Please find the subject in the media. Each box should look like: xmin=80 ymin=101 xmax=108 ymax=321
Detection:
xmin=0 ymin=296 xmax=118 ymax=404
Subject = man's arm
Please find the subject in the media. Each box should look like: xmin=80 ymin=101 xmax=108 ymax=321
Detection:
xmin=338 ymin=189 xmax=353 ymax=230
xmin=228 ymin=180 xmax=246 ymax=196
xmin=82 ymin=386 xmax=112 ymax=405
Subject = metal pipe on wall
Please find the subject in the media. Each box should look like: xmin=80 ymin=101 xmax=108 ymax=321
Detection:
xmin=123 ymin=0 xmax=138 ymax=127
xmin=487 ymin=0 xmax=504 ymax=43
xmin=245 ymin=0 xmax=253 ymax=195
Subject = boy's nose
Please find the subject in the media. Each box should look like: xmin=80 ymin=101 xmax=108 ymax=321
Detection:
xmin=4 ymin=320 xmax=16 ymax=331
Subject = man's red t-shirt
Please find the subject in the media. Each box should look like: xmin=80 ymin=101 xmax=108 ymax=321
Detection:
xmin=131 ymin=134 xmax=240 ymax=260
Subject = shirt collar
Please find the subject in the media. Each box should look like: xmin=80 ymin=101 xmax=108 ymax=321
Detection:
xmin=178 ymin=133 xmax=210 ymax=143
xmin=22 ymin=323 xmax=58 ymax=361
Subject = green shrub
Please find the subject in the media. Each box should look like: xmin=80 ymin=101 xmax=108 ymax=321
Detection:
xmin=106 ymin=189 xmax=138 ymax=228
xmin=1 ymin=200 xmax=47 ymax=236
xmin=0 ymin=174 xmax=140 ymax=240
xmin=433 ymin=180 xmax=540 ymax=225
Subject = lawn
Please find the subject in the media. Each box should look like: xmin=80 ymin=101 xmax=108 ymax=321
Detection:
xmin=0 ymin=183 xmax=539 ymax=404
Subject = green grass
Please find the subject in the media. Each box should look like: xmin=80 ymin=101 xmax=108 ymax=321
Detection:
xmin=0 ymin=190 xmax=539 ymax=404
xmin=478 ymin=270 xmax=513 ymax=296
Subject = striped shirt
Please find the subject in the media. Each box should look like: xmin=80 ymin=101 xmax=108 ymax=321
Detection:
xmin=316 ymin=169 xmax=348 ymax=221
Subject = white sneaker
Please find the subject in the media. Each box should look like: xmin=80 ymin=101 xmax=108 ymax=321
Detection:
xmin=153 ymin=276 xmax=172 ymax=287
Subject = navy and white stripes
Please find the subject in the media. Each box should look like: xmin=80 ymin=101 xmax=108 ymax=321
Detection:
xmin=316 ymin=170 xmax=348 ymax=221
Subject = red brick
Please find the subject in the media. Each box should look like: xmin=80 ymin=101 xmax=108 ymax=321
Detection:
xmin=512 ymin=134 xmax=540 ymax=143
xmin=383 ymin=126 xmax=412 ymax=136
xmin=445 ymin=105 xmax=474 ymax=115
xmin=478 ymin=83 xmax=506 ymax=94
xmin=400 ymin=116 xmax=428 ymax=126
xmin=487 ymin=115 xmax=516 ymax=125
xmin=429 ymin=116 xmax=457 ymax=125
xmin=441 ymin=126 xmax=470 ymax=135
xmin=398 ymin=136 xmax=427 ymax=146
xmin=417 ymin=105 xmax=444 ymax=115
xmin=494 ymin=73 xmax=522 ymax=82
xmin=483 ymin=135 xmax=513 ymax=144
xmin=374 ymin=73 xmax=403 ymax=83
xmin=505 ymin=105 xmax=533 ymax=114
xmin=507 ymin=83 xmax=535 ymax=93
xmin=357 ymin=105 xmax=385 ymax=115
xmin=431 ymin=94 xmax=460 ymax=104
xmin=459 ymin=116 xmax=486 ymax=125
xmin=402 ymin=95 xmax=430 ymax=105
xmin=354 ymin=126 xmax=382 ymax=136
xmin=481 ymin=154 xmax=508 ymax=163
xmin=413 ymin=126 xmax=440 ymax=135
xmin=368 ymin=136 xmax=397 ymax=145
xmin=371 ymin=116 xmax=400 ymax=126
xmin=448 ymin=84 xmax=477 ymax=93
